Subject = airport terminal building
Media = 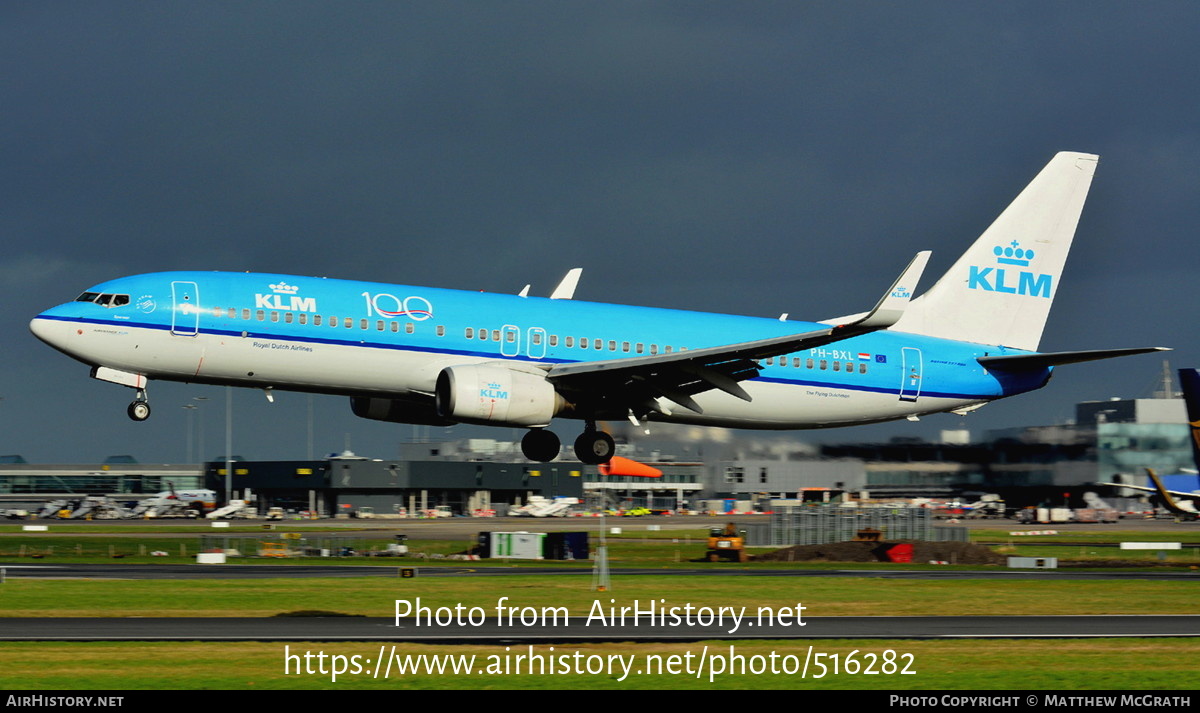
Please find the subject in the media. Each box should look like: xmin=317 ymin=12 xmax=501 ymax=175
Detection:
xmin=201 ymin=456 xmax=588 ymax=516
xmin=1 ymin=392 xmax=1191 ymax=515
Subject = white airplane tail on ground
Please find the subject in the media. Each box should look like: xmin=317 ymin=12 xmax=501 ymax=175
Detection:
xmin=890 ymin=151 xmax=1099 ymax=351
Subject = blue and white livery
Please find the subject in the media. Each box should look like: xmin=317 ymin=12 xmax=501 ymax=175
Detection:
xmin=30 ymin=152 xmax=1166 ymax=463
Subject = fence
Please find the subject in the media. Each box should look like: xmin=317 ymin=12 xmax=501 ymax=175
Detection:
xmin=742 ymin=507 xmax=968 ymax=546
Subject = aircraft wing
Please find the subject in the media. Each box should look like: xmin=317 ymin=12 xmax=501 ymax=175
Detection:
xmin=544 ymin=252 xmax=929 ymax=415
xmin=1101 ymin=469 xmax=1200 ymax=516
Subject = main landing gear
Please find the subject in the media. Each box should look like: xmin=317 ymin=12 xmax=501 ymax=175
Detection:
xmin=127 ymin=390 xmax=151 ymax=422
xmin=520 ymin=424 xmax=616 ymax=465
xmin=574 ymin=426 xmax=615 ymax=465
xmin=520 ymin=428 xmax=561 ymax=463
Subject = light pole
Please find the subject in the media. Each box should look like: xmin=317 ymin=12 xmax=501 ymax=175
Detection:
xmin=307 ymin=393 xmax=314 ymax=460
xmin=224 ymin=386 xmax=233 ymax=505
xmin=193 ymin=396 xmax=209 ymax=464
xmin=182 ymin=404 xmax=197 ymax=463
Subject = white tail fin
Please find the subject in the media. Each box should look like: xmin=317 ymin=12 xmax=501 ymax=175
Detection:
xmin=891 ymin=152 xmax=1099 ymax=351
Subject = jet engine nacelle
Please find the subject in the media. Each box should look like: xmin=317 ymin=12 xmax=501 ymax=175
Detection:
xmin=350 ymin=396 xmax=457 ymax=426
xmin=435 ymin=364 xmax=563 ymax=427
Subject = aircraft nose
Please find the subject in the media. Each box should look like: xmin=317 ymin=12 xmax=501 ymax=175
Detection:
xmin=29 ymin=316 xmax=66 ymax=349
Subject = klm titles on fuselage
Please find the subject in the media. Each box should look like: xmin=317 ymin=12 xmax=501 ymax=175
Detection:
xmin=255 ymin=293 xmax=318 ymax=312
xmin=967 ymin=241 xmax=1052 ymax=298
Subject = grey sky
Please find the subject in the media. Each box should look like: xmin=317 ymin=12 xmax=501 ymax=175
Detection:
xmin=3 ymin=2 xmax=1197 ymax=462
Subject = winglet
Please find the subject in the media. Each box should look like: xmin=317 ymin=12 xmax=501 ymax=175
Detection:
xmin=838 ymin=251 xmax=930 ymax=330
xmin=550 ymin=268 xmax=583 ymax=300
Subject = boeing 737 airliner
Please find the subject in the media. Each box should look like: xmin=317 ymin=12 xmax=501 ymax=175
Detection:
xmin=30 ymin=152 xmax=1166 ymax=464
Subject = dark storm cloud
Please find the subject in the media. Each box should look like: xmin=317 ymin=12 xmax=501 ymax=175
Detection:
xmin=2 ymin=2 xmax=1197 ymax=461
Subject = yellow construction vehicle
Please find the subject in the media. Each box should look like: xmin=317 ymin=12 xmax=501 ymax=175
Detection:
xmin=706 ymin=523 xmax=748 ymax=562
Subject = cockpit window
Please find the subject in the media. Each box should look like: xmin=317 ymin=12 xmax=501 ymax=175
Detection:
xmin=75 ymin=292 xmax=130 ymax=308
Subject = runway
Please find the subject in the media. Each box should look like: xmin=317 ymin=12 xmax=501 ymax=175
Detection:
xmin=1 ymin=615 xmax=1197 ymax=642
xmin=3 ymin=562 xmax=1198 ymax=581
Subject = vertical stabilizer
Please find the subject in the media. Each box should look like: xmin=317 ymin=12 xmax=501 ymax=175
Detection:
xmin=892 ymin=152 xmax=1099 ymax=351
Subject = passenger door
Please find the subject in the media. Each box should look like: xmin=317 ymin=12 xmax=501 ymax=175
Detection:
xmin=171 ymin=281 xmax=200 ymax=336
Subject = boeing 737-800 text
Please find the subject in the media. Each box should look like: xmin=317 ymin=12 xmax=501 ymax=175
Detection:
xmin=30 ymin=152 xmax=1166 ymax=464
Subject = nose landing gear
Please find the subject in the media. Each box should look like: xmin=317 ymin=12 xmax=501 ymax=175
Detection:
xmin=127 ymin=390 xmax=151 ymax=421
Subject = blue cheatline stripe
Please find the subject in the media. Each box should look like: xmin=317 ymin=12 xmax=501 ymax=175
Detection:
xmin=754 ymin=375 xmax=987 ymax=400
xmin=37 ymin=314 xmax=991 ymax=400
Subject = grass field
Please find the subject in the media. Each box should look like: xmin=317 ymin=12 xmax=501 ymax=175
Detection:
xmin=2 ymin=574 xmax=1198 ymax=617
xmin=3 ymin=639 xmax=1198 ymax=690
xmin=1 ymin=526 xmax=1198 ymax=690
xmin=3 ymin=526 xmax=1200 ymax=567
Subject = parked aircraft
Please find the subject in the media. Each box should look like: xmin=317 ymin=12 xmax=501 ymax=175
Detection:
xmin=30 ymin=152 xmax=1165 ymax=464
xmin=1100 ymin=368 xmax=1200 ymax=519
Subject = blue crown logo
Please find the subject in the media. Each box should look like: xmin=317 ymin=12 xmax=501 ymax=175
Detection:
xmin=993 ymin=240 xmax=1034 ymax=267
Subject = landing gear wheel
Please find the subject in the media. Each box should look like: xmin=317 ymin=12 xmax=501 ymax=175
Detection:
xmin=574 ymin=430 xmax=615 ymax=465
xmin=127 ymin=400 xmax=151 ymax=422
xmin=521 ymin=428 xmax=561 ymax=462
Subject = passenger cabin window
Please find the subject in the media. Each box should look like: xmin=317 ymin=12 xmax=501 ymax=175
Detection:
xmin=313 ymin=315 xmax=322 ymax=326
xmin=565 ymin=336 xmax=574 ymax=348
xmin=465 ymin=328 xmax=474 ymax=339
xmin=437 ymin=325 xmax=445 ymax=337
xmin=549 ymin=335 xmax=558 ymax=347
xmin=859 ymin=363 xmax=867 ymax=374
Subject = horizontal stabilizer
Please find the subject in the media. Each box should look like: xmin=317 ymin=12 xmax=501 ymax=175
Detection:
xmin=978 ymin=347 xmax=1169 ymax=371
